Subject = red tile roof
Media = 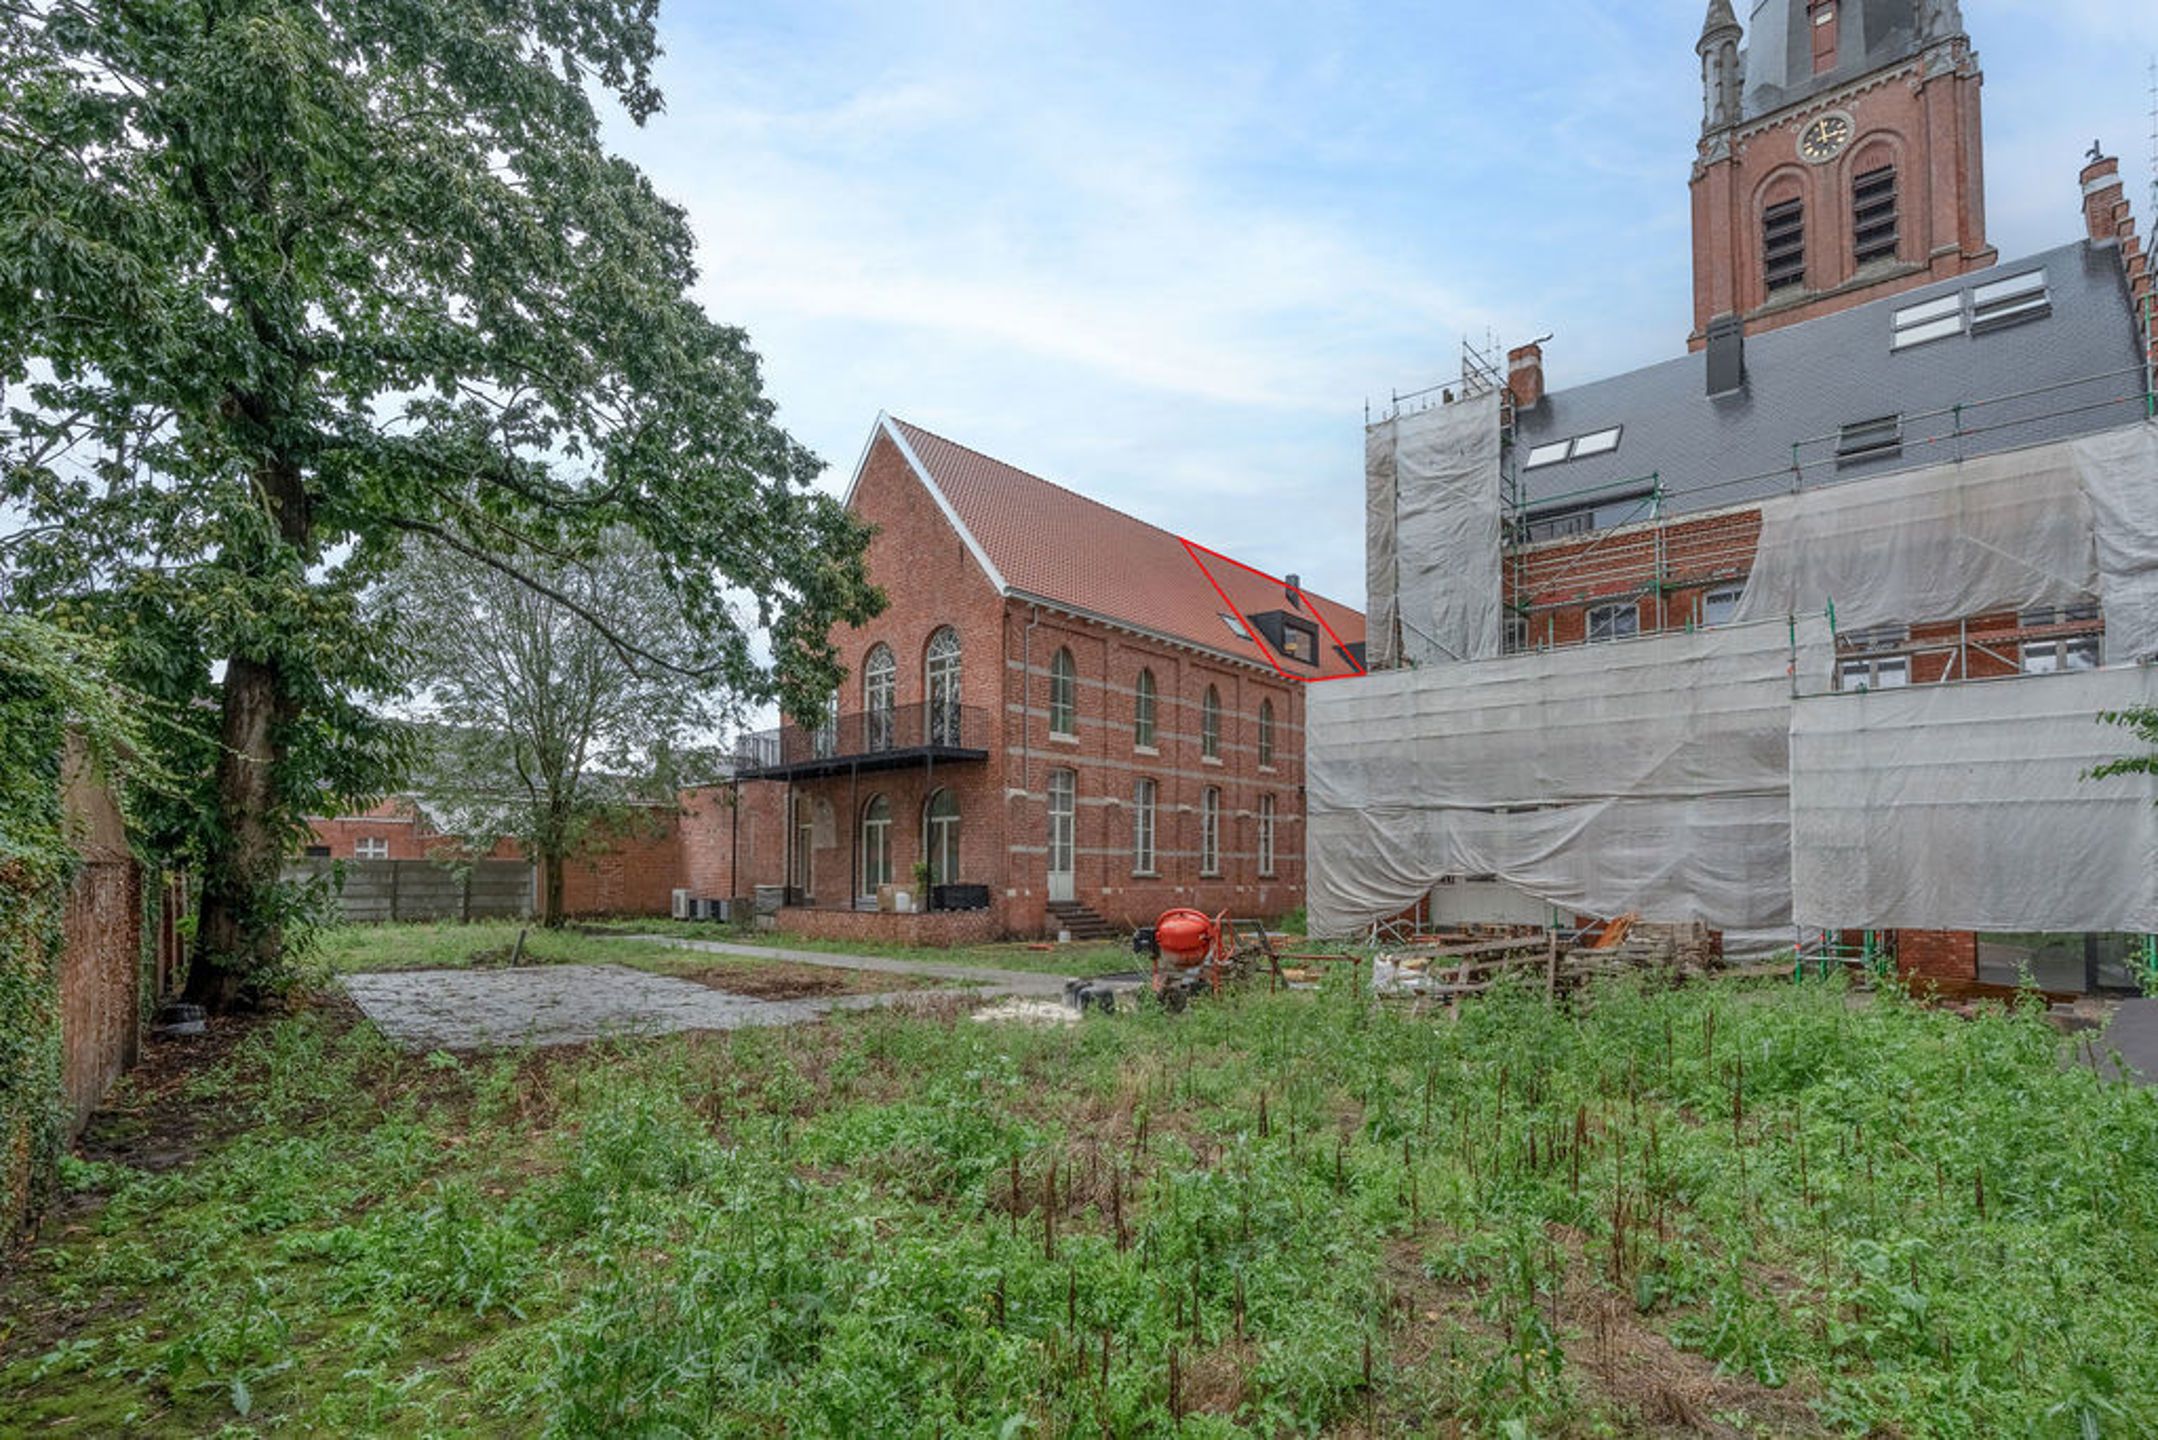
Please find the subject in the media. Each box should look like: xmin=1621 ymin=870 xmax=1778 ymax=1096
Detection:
xmin=878 ymin=416 xmax=1366 ymax=679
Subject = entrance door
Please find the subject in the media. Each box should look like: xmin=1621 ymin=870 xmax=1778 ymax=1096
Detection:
xmin=791 ymin=797 xmax=814 ymax=900
xmin=1047 ymin=768 xmax=1076 ymax=904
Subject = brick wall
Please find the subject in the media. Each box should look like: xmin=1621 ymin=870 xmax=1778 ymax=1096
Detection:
xmin=554 ymin=811 xmax=683 ymax=918
xmin=59 ymin=860 xmax=142 ymax=1133
xmin=1896 ymin=928 xmax=1978 ymax=982
xmin=774 ymin=906 xmax=1000 ymax=948
xmin=677 ymin=781 xmax=788 ymax=901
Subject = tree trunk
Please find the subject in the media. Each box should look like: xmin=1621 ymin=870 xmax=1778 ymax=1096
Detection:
xmin=186 ymin=454 xmax=313 ymax=1011
xmin=186 ymin=656 xmax=288 ymax=1009
xmin=541 ymin=849 xmax=566 ymax=929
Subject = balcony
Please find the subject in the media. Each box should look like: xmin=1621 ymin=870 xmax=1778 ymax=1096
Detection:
xmin=731 ymin=703 xmax=990 ymax=781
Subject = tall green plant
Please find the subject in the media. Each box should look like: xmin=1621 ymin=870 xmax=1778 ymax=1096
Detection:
xmin=0 ymin=0 xmax=882 ymax=1008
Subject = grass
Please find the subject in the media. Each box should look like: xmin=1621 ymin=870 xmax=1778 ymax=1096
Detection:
xmin=7 ymin=951 xmax=2158 ymax=1436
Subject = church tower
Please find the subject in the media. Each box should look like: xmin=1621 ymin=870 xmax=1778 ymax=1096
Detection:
xmin=1689 ymin=0 xmax=1996 ymax=350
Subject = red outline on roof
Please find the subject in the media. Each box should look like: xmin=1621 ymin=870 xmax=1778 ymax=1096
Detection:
xmin=1176 ymin=538 xmax=1368 ymax=683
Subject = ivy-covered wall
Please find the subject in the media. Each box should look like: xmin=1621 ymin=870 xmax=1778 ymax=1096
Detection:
xmin=1 ymin=638 xmax=75 ymax=1245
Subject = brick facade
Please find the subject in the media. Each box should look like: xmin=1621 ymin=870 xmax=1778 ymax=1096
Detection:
xmin=1895 ymin=928 xmax=1978 ymax=982
xmin=710 ymin=429 xmax=1318 ymax=940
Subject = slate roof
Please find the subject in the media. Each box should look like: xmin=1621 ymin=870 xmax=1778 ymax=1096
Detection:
xmin=868 ymin=417 xmax=1367 ymax=678
xmin=1512 ymin=239 xmax=2148 ymax=524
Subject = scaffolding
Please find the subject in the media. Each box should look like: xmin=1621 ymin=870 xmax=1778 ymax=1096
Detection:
xmin=1498 ymin=366 xmax=2157 ymax=657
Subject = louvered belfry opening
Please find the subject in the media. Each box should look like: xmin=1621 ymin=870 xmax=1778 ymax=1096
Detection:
xmin=1853 ymin=165 xmax=1899 ymax=265
xmin=1764 ymin=198 xmax=1807 ymax=293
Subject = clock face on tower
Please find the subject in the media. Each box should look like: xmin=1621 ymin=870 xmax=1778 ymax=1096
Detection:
xmin=1799 ymin=113 xmax=1854 ymax=163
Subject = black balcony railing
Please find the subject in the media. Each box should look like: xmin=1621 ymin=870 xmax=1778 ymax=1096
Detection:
xmin=732 ymin=702 xmax=989 ymax=778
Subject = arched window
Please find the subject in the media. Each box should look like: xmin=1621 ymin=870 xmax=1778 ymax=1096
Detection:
xmin=1134 ymin=668 xmax=1157 ymax=749
xmin=1200 ymin=787 xmax=1221 ymax=876
xmin=1763 ymin=195 xmax=1805 ymax=293
xmin=1257 ymin=699 xmax=1276 ymax=768
xmin=1257 ymin=794 xmax=1277 ymax=877
xmin=863 ymin=644 xmax=896 ymax=751
xmin=859 ymin=794 xmax=892 ymax=890
xmin=1853 ymin=164 xmax=1898 ymax=265
xmin=923 ymin=788 xmax=961 ymax=886
xmin=926 ymin=627 xmax=962 ymax=746
xmin=1132 ymin=778 xmax=1157 ymax=874
xmin=1048 ymin=647 xmax=1077 ymax=738
xmin=1201 ymin=685 xmax=1222 ymax=760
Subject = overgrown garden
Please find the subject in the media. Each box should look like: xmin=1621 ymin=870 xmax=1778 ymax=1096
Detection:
xmin=6 ymin=964 xmax=2156 ymax=1436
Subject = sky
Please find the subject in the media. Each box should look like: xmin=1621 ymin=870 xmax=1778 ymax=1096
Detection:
xmin=604 ymin=1 xmax=2158 ymax=610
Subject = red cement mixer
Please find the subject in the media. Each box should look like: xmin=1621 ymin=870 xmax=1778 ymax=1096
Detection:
xmin=1131 ymin=908 xmax=1277 ymax=1006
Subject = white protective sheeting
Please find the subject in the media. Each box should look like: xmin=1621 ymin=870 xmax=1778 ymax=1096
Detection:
xmin=1789 ymin=666 xmax=2158 ymax=932
xmin=1383 ymin=392 xmax=1503 ymax=664
xmin=1306 ymin=616 xmax=1833 ymax=939
xmin=1730 ymin=438 xmax=2099 ymax=631
xmin=2073 ymin=421 xmax=2158 ymax=662
xmin=1364 ymin=415 xmax=1401 ymax=670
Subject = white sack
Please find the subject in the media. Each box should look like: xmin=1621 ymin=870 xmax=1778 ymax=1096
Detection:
xmin=2073 ymin=421 xmax=2158 ymax=662
xmin=1306 ymin=617 xmax=1832 ymax=938
xmin=1391 ymin=392 xmax=1503 ymax=664
xmin=1789 ymin=666 xmax=2158 ymax=932
xmin=1731 ymin=438 xmax=2098 ymax=630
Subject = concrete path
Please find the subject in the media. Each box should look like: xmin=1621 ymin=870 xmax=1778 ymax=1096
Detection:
xmin=343 ymin=963 xmax=906 ymax=1052
xmin=2083 ymin=997 xmax=2158 ymax=1087
xmin=616 ymin=934 xmax=1075 ymax=999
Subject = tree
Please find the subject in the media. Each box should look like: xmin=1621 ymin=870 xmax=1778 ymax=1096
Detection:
xmin=0 ymin=1 xmax=881 ymax=1007
xmin=2092 ymin=707 xmax=2158 ymax=783
xmin=389 ymin=531 xmax=723 ymax=926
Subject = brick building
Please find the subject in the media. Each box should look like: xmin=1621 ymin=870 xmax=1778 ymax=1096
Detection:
xmin=1316 ymin=0 xmax=2158 ymax=993
xmin=697 ymin=415 xmax=1365 ymax=943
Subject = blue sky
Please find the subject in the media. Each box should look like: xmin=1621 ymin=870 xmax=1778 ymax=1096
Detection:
xmin=607 ymin=1 xmax=2156 ymax=608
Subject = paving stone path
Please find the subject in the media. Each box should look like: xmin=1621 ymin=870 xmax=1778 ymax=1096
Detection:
xmin=613 ymin=935 xmax=1077 ymax=998
xmin=343 ymin=963 xmax=906 ymax=1052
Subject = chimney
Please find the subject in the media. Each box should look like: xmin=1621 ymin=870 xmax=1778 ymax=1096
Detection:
xmin=1507 ymin=342 xmax=1545 ymax=411
xmin=1705 ymin=313 xmax=1746 ymax=397
xmin=1283 ymin=574 xmax=1304 ymax=611
xmin=2082 ymin=149 xmax=2124 ymax=247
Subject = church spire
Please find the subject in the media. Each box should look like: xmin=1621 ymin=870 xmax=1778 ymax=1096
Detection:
xmin=1698 ymin=0 xmax=1744 ymax=136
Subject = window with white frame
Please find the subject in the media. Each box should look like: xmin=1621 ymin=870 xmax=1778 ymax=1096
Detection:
xmin=1838 ymin=655 xmax=1910 ymax=690
xmin=859 ymin=794 xmax=892 ymax=889
xmin=1201 ymin=685 xmax=1222 ymax=760
xmin=355 ymin=836 xmax=390 ymax=860
xmin=1132 ymin=778 xmax=1157 ymax=875
xmin=1049 ymin=647 xmax=1077 ymax=738
xmin=926 ymin=626 xmax=963 ymax=746
xmin=2022 ymin=637 xmax=2100 ymax=674
xmin=1503 ymin=614 xmax=1530 ymax=653
xmin=863 ymin=644 xmax=895 ymax=751
xmin=1200 ymin=787 xmax=1221 ymax=876
xmin=1257 ymin=699 xmax=1275 ymax=768
xmin=1587 ymin=603 xmax=1639 ymax=643
xmin=923 ymin=788 xmax=961 ymax=885
xmin=1701 ymin=584 xmax=1744 ymax=627
xmin=1133 ymin=668 xmax=1157 ymax=749
xmin=1257 ymin=794 xmax=1277 ymax=878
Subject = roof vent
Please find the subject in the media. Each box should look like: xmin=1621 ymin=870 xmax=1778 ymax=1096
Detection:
xmin=1705 ymin=314 xmax=1745 ymax=396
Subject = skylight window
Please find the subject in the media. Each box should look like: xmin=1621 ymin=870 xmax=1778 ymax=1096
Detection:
xmin=1522 ymin=426 xmax=1623 ymax=469
xmin=1570 ymin=427 xmax=1623 ymax=459
xmin=1970 ymin=270 xmax=2051 ymax=333
xmin=1220 ymin=612 xmax=1251 ymax=640
xmin=1892 ymin=293 xmax=1964 ymax=350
